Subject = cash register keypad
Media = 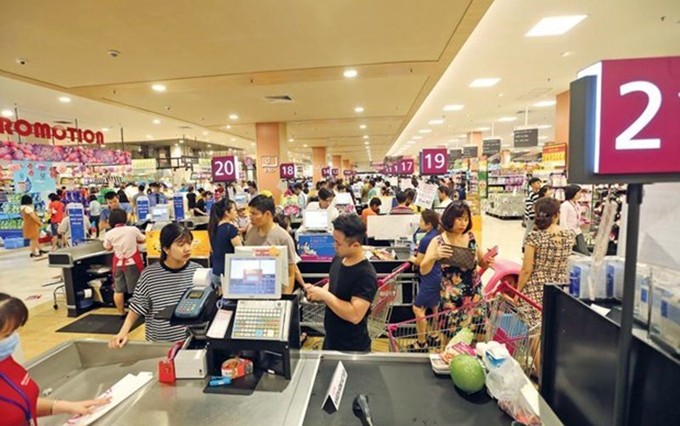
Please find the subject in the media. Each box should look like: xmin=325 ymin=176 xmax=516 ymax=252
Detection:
xmin=231 ymin=300 xmax=286 ymax=340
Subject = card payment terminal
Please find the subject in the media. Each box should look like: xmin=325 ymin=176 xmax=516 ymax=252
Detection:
xmin=174 ymin=287 xmax=215 ymax=319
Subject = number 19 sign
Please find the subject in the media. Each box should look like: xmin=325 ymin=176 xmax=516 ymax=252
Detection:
xmin=280 ymin=163 xmax=295 ymax=179
xmin=420 ymin=148 xmax=448 ymax=175
xmin=211 ymin=156 xmax=239 ymax=182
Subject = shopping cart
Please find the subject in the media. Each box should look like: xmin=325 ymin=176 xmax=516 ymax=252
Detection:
xmin=299 ymin=262 xmax=411 ymax=339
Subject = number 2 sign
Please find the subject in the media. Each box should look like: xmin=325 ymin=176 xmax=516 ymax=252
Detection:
xmin=578 ymin=56 xmax=680 ymax=176
xmin=420 ymin=149 xmax=448 ymax=175
xmin=211 ymin=156 xmax=239 ymax=182
xmin=280 ymin=163 xmax=295 ymax=179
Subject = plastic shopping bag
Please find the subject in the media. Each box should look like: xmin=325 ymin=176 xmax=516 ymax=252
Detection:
xmin=486 ymin=358 xmax=542 ymax=426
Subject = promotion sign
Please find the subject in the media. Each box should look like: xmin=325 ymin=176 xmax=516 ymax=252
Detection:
xmin=66 ymin=203 xmax=86 ymax=246
xmin=12 ymin=161 xmax=56 ymax=195
xmin=419 ymin=148 xmax=448 ymax=175
xmin=513 ymin=128 xmax=538 ymax=148
xmin=211 ymin=156 xmax=239 ymax=182
xmin=414 ymin=182 xmax=438 ymax=209
xmin=136 ymin=196 xmax=150 ymax=221
xmin=482 ymin=139 xmax=501 ymax=156
xmin=321 ymin=166 xmax=331 ymax=178
xmin=542 ymin=143 xmax=567 ymax=164
xmin=279 ymin=163 xmax=296 ymax=179
xmin=173 ymin=193 xmax=185 ymax=221
xmin=463 ymin=145 xmax=479 ymax=158
xmin=0 ymin=118 xmax=105 ymax=144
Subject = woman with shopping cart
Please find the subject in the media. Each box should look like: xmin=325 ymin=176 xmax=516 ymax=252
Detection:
xmin=419 ymin=201 xmax=494 ymax=350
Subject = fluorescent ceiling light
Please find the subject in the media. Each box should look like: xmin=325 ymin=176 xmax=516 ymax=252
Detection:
xmin=497 ymin=117 xmax=518 ymax=122
xmin=419 ymin=129 xmax=432 ymax=134
xmin=1 ymin=109 xmax=14 ymax=117
xmin=469 ymin=78 xmax=500 ymax=88
xmin=145 ymin=134 xmax=153 ymax=139
xmin=101 ymin=127 xmax=109 ymax=132
xmin=443 ymin=104 xmax=464 ymax=112
xmin=58 ymin=96 xmax=71 ymax=103
xmin=231 ymin=138 xmax=236 ymax=142
xmin=364 ymin=141 xmax=369 ymax=145
xmin=288 ymin=138 xmax=294 ymax=142
xmin=151 ymin=84 xmax=167 ymax=92
xmin=303 ymin=144 xmax=308 ymax=148
xmin=475 ymin=127 xmax=490 ymax=131
xmin=536 ymin=124 xmax=552 ymax=129
xmin=359 ymin=124 xmax=367 ymax=129
xmin=561 ymin=51 xmax=574 ymax=57
xmin=525 ymin=15 xmax=587 ymax=37
xmin=203 ymin=131 xmax=209 ymax=136
xmin=363 ymin=135 xmax=369 ymax=139
xmin=152 ymin=119 xmax=161 ymax=124
xmin=428 ymin=119 xmax=444 ymax=125
xmin=225 ymin=125 xmax=232 ymax=129
xmin=179 ymin=140 xmax=184 ymax=144
xmin=533 ymin=100 xmax=556 ymax=107
xmin=412 ymin=136 xmax=423 ymax=140
xmin=343 ymin=69 xmax=358 ymax=78
xmin=354 ymin=106 xmax=364 ymax=113
xmin=229 ymin=114 xmax=239 ymax=120
xmin=539 ymin=136 xmax=549 ymax=140
xmin=406 ymin=141 xmax=417 ymax=145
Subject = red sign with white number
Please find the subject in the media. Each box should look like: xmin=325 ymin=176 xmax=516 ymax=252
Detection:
xmin=279 ymin=163 xmax=295 ymax=179
xmin=321 ymin=166 xmax=331 ymax=177
xmin=581 ymin=56 xmax=680 ymax=175
xmin=420 ymin=148 xmax=448 ymax=175
xmin=343 ymin=169 xmax=353 ymax=176
xmin=211 ymin=156 xmax=239 ymax=182
xmin=397 ymin=158 xmax=415 ymax=175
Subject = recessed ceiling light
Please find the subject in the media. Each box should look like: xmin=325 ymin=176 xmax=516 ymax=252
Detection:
xmin=536 ymin=124 xmax=552 ymax=129
xmin=362 ymin=135 xmax=369 ymax=140
xmin=303 ymin=144 xmax=308 ymax=148
xmin=412 ymin=136 xmax=423 ymax=140
xmin=151 ymin=84 xmax=166 ymax=92
xmin=229 ymin=114 xmax=239 ymax=120
xmin=354 ymin=106 xmax=364 ymax=113
xmin=101 ymin=127 xmax=109 ymax=132
xmin=475 ymin=127 xmax=491 ymax=131
xmin=202 ymin=131 xmax=209 ymax=136
xmin=179 ymin=140 xmax=184 ymax=144
xmin=406 ymin=141 xmax=417 ymax=145
xmin=359 ymin=124 xmax=367 ymax=129
xmin=497 ymin=117 xmax=518 ymax=122
xmin=533 ymin=100 xmax=557 ymax=108
xmin=364 ymin=141 xmax=370 ymax=145
xmin=58 ymin=96 xmax=71 ymax=103
xmin=498 ymin=93 xmax=504 ymax=97
xmin=225 ymin=125 xmax=232 ymax=129
xmin=561 ymin=51 xmax=574 ymax=57
xmin=428 ymin=119 xmax=445 ymax=125
xmin=344 ymin=69 xmax=358 ymax=78
xmin=231 ymin=138 xmax=236 ymax=142
xmin=469 ymin=78 xmax=500 ymax=88
xmin=525 ymin=15 xmax=588 ymax=37
xmin=152 ymin=119 xmax=161 ymax=124
xmin=419 ymin=129 xmax=432 ymax=134
xmin=146 ymin=134 xmax=153 ymax=140
xmin=443 ymin=104 xmax=464 ymax=112
xmin=250 ymin=142 xmax=255 ymax=146
xmin=1 ymin=109 xmax=14 ymax=117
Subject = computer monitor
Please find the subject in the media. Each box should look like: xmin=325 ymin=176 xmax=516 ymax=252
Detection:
xmin=222 ymin=255 xmax=280 ymax=300
xmin=234 ymin=246 xmax=289 ymax=289
xmin=303 ymin=210 xmax=329 ymax=231
xmin=151 ymin=205 xmax=171 ymax=222
xmin=334 ymin=192 xmax=353 ymax=206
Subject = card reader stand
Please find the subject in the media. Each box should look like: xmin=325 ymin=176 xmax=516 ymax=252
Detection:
xmin=202 ymin=293 xmax=301 ymax=396
xmin=157 ymin=290 xmax=218 ymax=339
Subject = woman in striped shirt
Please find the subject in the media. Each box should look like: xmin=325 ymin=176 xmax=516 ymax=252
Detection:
xmin=109 ymin=223 xmax=201 ymax=348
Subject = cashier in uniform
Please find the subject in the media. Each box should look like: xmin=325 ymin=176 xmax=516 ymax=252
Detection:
xmin=0 ymin=293 xmax=110 ymax=424
xmin=304 ymin=215 xmax=378 ymax=352
xmin=297 ymin=188 xmax=339 ymax=234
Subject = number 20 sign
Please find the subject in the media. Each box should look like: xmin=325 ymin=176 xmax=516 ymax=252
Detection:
xmin=279 ymin=163 xmax=295 ymax=179
xmin=420 ymin=148 xmax=448 ymax=175
xmin=211 ymin=156 xmax=239 ymax=182
xmin=578 ymin=56 xmax=680 ymax=176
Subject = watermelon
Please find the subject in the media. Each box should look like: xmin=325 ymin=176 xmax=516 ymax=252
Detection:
xmin=449 ymin=354 xmax=486 ymax=394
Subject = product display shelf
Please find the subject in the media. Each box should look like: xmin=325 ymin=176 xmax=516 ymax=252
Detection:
xmin=483 ymin=193 xmax=525 ymax=220
xmin=0 ymin=191 xmax=47 ymax=242
xmin=586 ymin=184 xmax=626 ymax=254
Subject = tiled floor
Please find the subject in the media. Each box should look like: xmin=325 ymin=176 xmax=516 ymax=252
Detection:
xmin=1 ymin=215 xmax=525 ymax=362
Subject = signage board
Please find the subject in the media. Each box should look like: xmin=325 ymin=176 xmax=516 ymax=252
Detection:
xmin=542 ymin=143 xmax=567 ymax=164
xmin=420 ymin=148 xmax=448 ymax=175
xmin=463 ymin=145 xmax=479 ymax=158
xmin=396 ymin=158 xmax=415 ymax=175
xmin=331 ymin=168 xmax=339 ymax=177
xmin=66 ymin=203 xmax=86 ymax=246
xmin=0 ymin=118 xmax=105 ymax=144
xmin=211 ymin=156 xmax=239 ymax=182
xmin=482 ymin=138 xmax=501 ymax=156
xmin=514 ymin=128 xmax=538 ymax=148
xmin=173 ymin=193 xmax=185 ymax=221
xmin=279 ymin=163 xmax=295 ymax=179
xmin=570 ymin=56 xmax=680 ymax=183
xmin=321 ymin=166 xmax=331 ymax=178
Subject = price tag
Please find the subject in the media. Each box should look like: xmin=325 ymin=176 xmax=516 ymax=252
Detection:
xmin=321 ymin=361 xmax=348 ymax=412
xmin=420 ymin=148 xmax=448 ymax=175
xmin=136 ymin=196 xmax=150 ymax=221
xmin=66 ymin=203 xmax=86 ymax=246
xmin=211 ymin=156 xmax=239 ymax=182
xmin=173 ymin=193 xmax=185 ymax=221
xmin=279 ymin=163 xmax=296 ymax=179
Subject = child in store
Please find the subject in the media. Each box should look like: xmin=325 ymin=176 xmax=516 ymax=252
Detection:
xmin=103 ymin=209 xmax=146 ymax=316
xmin=57 ymin=207 xmax=91 ymax=247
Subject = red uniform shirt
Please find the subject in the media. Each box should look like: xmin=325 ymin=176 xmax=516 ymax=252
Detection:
xmin=0 ymin=356 xmax=39 ymax=426
xmin=49 ymin=201 xmax=65 ymax=225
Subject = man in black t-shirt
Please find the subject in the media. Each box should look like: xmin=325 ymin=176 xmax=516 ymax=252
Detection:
xmin=305 ymin=214 xmax=378 ymax=352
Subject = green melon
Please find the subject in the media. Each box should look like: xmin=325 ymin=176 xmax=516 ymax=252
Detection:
xmin=449 ymin=354 xmax=486 ymax=394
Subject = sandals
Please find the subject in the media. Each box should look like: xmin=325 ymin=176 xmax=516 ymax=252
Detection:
xmin=407 ymin=340 xmax=429 ymax=352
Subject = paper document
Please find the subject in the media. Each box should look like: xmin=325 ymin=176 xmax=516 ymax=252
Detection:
xmin=64 ymin=372 xmax=154 ymax=426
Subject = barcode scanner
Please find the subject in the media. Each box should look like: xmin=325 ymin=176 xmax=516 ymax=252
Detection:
xmin=352 ymin=394 xmax=374 ymax=426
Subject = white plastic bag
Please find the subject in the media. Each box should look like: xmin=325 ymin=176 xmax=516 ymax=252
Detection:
xmin=486 ymin=358 xmax=542 ymax=425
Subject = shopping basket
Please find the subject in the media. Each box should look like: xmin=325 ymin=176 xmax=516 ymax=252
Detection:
xmin=299 ymin=262 xmax=411 ymax=339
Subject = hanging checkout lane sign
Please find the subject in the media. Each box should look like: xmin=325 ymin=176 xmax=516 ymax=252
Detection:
xmin=173 ymin=193 xmax=185 ymax=221
xmin=321 ymin=166 xmax=331 ymax=178
xmin=0 ymin=118 xmax=105 ymax=144
xmin=513 ymin=128 xmax=538 ymax=148
xmin=570 ymin=56 xmax=680 ymax=183
xmin=279 ymin=163 xmax=296 ymax=179
xmin=419 ymin=148 xmax=448 ymax=175
xmin=136 ymin=196 xmax=150 ymax=221
xmin=67 ymin=203 xmax=87 ymax=246
xmin=331 ymin=168 xmax=339 ymax=177
xmin=463 ymin=145 xmax=479 ymax=158
xmin=482 ymin=139 xmax=502 ymax=156
xmin=211 ymin=156 xmax=240 ymax=182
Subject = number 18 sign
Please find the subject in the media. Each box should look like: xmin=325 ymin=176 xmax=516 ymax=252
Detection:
xmin=420 ymin=148 xmax=448 ymax=175
xmin=211 ymin=156 xmax=239 ymax=182
xmin=280 ymin=163 xmax=295 ymax=179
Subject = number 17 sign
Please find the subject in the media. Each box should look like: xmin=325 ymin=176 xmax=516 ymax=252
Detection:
xmin=420 ymin=148 xmax=448 ymax=175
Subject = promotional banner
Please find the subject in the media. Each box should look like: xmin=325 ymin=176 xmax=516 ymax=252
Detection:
xmin=12 ymin=161 xmax=56 ymax=201
xmin=173 ymin=193 xmax=185 ymax=221
xmin=414 ymin=182 xmax=438 ymax=209
xmin=66 ymin=203 xmax=86 ymax=246
xmin=0 ymin=141 xmax=131 ymax=164
xmin=542 ymin=143 xmax=567 ymax=164
xmin=146 ymin=230 xmax=211 ymax=258
xmin=513 ymin=128 xmax=539 ymax=148
xmin=136 ymin=196 xmax=150 ymax=221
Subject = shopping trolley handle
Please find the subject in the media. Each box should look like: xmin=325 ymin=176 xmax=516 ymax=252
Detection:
xmin=492 ymin=281 xmax=543 ymax=312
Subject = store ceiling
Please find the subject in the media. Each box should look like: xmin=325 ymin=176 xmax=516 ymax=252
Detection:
xmin=0 ymin=0 xmax=492 ymax=167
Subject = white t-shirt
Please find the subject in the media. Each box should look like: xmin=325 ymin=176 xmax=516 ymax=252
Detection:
xmin=89 ymin=200 xmax=102 ymax=216
xmin=103 ymin=226 xmax=146 ymax=266
xmin=439 ymin=198 xmax=452 ymax=209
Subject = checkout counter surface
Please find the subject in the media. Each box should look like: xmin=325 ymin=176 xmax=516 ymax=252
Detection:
xmin=27 ymin=340 xmax=562 ymax=426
